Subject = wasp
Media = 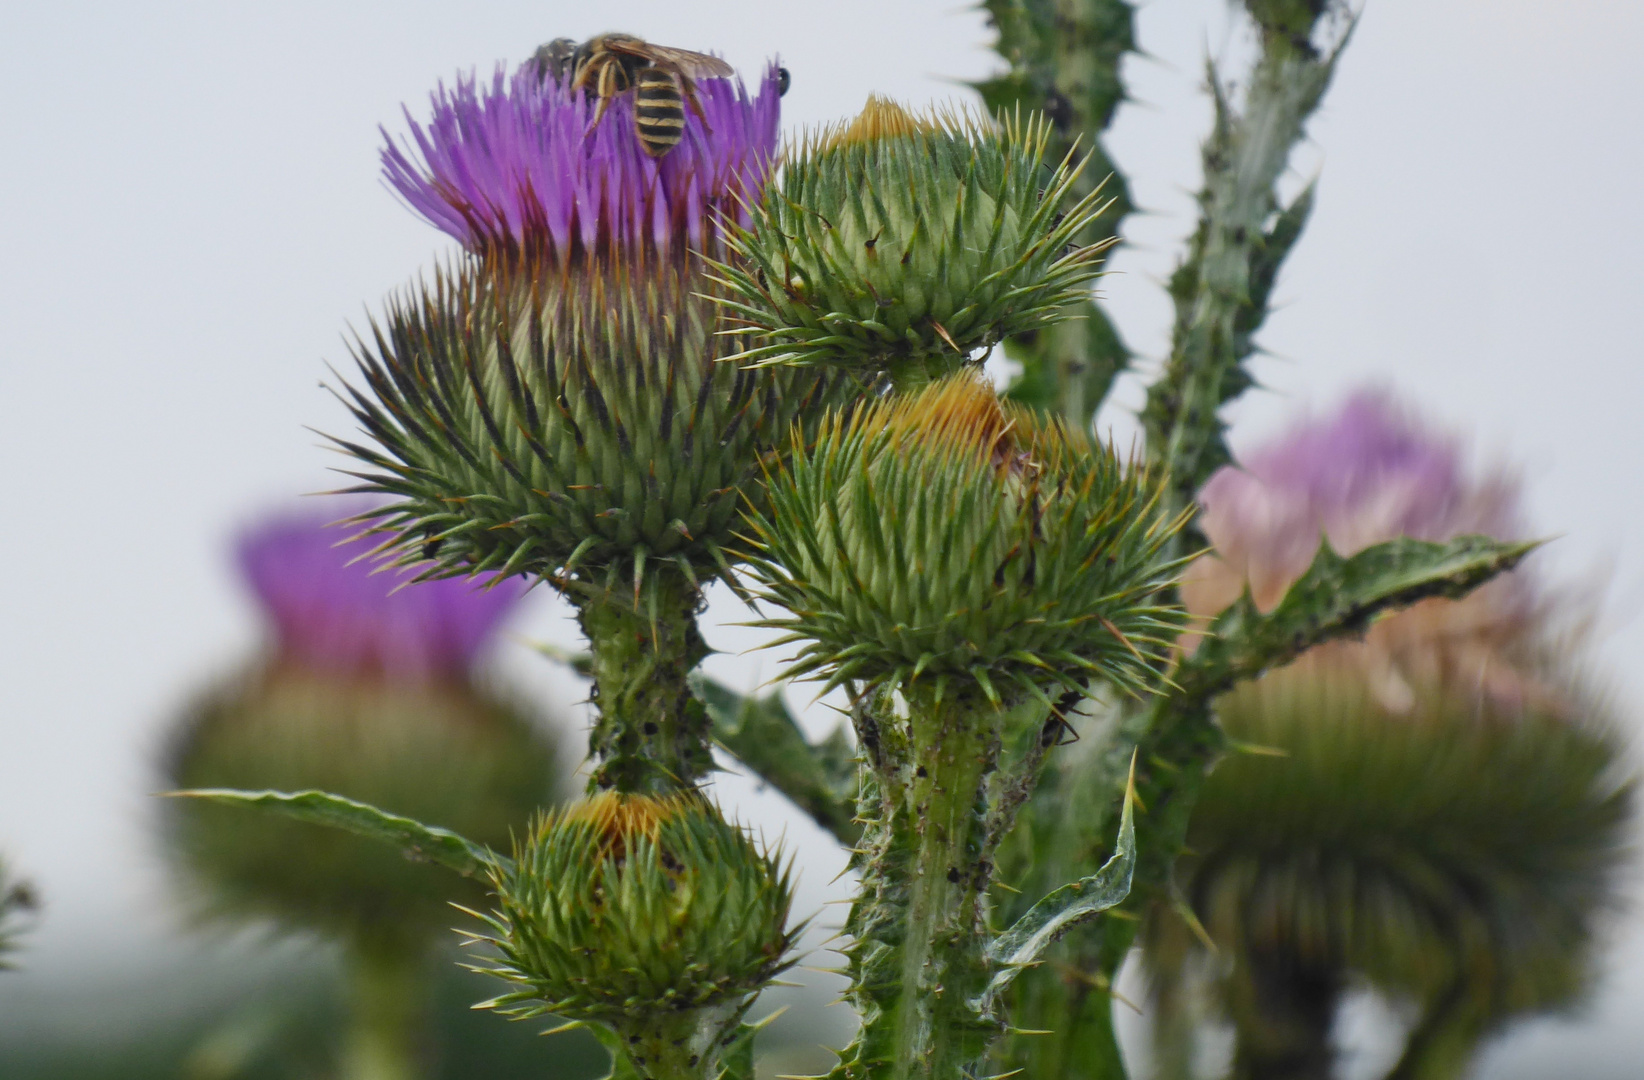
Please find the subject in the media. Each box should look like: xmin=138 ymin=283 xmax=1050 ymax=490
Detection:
xmin=527 ymin=33 xmax=735 ymax=158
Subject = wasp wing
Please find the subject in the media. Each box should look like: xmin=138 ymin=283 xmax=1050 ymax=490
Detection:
xmin=603 ymin=38 xmax=735 ymax=79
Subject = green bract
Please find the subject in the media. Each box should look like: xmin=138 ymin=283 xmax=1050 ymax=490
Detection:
xmin=335 ymin=252 xmax=855 ymax=600
xmin=474 ymin=793 xmax=797 ymax=1026
xmin=163 ymin=664 xmax=560 ymax=944
xmin=744 ymin=375 xmax=1187 ymax=704
xmin=712 ymin=98 xmax=1113 ymax=380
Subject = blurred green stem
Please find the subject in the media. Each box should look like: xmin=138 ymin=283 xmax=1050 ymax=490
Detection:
xmin=341 ymin=938 xmax=427 ymax=1080
xmin=1225 ymin=953 xmax=1341 ymax=1080
xmin=1383 ymin=980 xmax=1490 ymax=1080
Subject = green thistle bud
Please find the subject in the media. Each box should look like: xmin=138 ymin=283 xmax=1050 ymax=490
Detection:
xmin=713 ymin=97 xmax=1112 ymax=384
xmin=473 ymin=792 xmax=797 ymax=1074
xmin=337 ymin=252 xmax=853 ymax=599
xmin=164 ymin=664 xmax=560 ymax=944
xmin=745 ymin=374 xmax=1186 ymax=705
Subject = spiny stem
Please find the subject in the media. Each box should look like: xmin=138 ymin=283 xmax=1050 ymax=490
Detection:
xmin=977 ymin=0 xmax=1138 ymax=430
xmin=831 ymin=686 xmax=1002 ymax=1080
xmin=606 ymin=1003 xmax=746 ymax=1080
xmin=578 ymin=567 xmax=714 ymax=794
xmin=998 ymin=8 xmax=1356 ymax=1077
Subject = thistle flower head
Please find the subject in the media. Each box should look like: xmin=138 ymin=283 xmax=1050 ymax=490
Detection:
xmin=1146 ymin=391 xmax=1634 ymax=1040
xmin=745 ymin=374 xmax=1186 ymax=704
xmin=163 ymin=502 xmax=562 ymax=945
xmin=336 ymin=252 xmax=854 ymax=605
xmin=382 ymin=60 xmax=782 ymax=259
xmin=1184 ymin=390 xmax=1548 ymax=712
xmin=1146 ymin=649 xmax=1634 ymax=1026
xmin=238 ymin=500 xmax=525 ymax=679
xmin=475 ymin=791 xmax=798 ymax=1024
xmin=712 ymin=97 xmax=1112 ymax=379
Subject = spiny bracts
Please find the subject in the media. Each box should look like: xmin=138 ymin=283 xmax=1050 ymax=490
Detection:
xmin=742 ymin=374 xmax=1188 ymax=707
xmin=470 ymin=791 xmax=798 ymax=1024
xmin=333 ymin=250 xmax=858 ymax=607
xmin=712 ymin=97 xmax=1113 ymax=383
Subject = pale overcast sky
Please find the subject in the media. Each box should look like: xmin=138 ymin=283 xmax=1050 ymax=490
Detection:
xmin=2 ymin=2 xmax=1640 ymax=1075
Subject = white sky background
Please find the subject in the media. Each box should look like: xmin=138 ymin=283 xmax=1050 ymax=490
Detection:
xmin=1 ymin=0 xmax=1641 ymax=1075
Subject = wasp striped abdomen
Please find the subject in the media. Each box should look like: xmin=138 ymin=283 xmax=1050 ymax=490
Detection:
xmin=633 ymin=67 xmax=687 ymax=157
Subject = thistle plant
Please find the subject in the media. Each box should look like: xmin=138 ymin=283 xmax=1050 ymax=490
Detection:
xmin=173 ymin=7 xmax=1624 ymax=1080
xmin=1141 ymin=395 xmax=1634 ymax=1080
xmin=739 ymin=373 xmax=1184 ymax=1080
xmin=340 ymin=57 xmax=856 ymax=793
xmin=162 ymin=502 xmax=563 ymax=1080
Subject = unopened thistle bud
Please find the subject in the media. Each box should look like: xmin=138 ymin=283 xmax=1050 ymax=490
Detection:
xmin=744 ymin=374 xmax=1186 ymax=705
xmin=714 ymin=97 xmax=1112 ymax=383
xmin=474 ymin=792 xmax=797 ymax=1072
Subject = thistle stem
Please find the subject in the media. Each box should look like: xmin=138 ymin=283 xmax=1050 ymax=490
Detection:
xmin=833 ymin=687 xmax=1001 ymax=1080
xmin=340 ymin=937 xmax=428 ymax=1080
xmin=607 ymin=1003 xmax=744 ymax=1080
xmin=578 ymin=568 xmax=713 ymax=794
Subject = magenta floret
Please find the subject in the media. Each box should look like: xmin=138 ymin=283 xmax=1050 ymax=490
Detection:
xmin=382 ymin=61 xmax=782 ymax=256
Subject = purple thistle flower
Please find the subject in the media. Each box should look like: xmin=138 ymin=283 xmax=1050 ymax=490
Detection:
xmin=1184 ymin=391 xmax=1550 ymax=714
xmin=381 ymin=61 xmax=782 ymax=257
xmin=236 ymin=501 xmax=528 ymax=678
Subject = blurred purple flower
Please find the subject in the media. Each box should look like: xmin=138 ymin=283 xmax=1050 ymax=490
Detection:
xmin=237 ymin=502 xmax=528 ymax=679
xmin=1195 ymin=390 xmax=1518 ymax=608
xmin=381 ymin=61 xmax=782 ymax=256
xmin=1184 ymin=390 xmax=1549 ymax=714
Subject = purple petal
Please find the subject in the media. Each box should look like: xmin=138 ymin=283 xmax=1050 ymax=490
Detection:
xmin=1196 ymin=391 xmax=1523 ymax=606
xmin=236 ymin=499 xmax=528 ymax=678
xmin=382 ymin=60 xmax=783 ymax=256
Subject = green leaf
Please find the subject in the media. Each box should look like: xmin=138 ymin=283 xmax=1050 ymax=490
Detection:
xmin=691 ymin=673 xmax=861 ymax=845
xmin=982 ymin=761 xmax=1137 ymax=1006
xmin=166 ymin=788 xmax=504 ymax=879
xmin=1179 ymin=534 xmax=1540 ymax=703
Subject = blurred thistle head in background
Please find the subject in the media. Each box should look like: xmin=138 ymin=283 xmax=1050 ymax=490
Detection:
xmin=381 ymin=59 xmax=783 ymax=260
xmin=1145 ymin=390 xmax=1636 ymax=1080
xmin=162 ymin=499 xmax=564 ymax=950
xmin=1183 ymin=389 xmax=1552 ymax=714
